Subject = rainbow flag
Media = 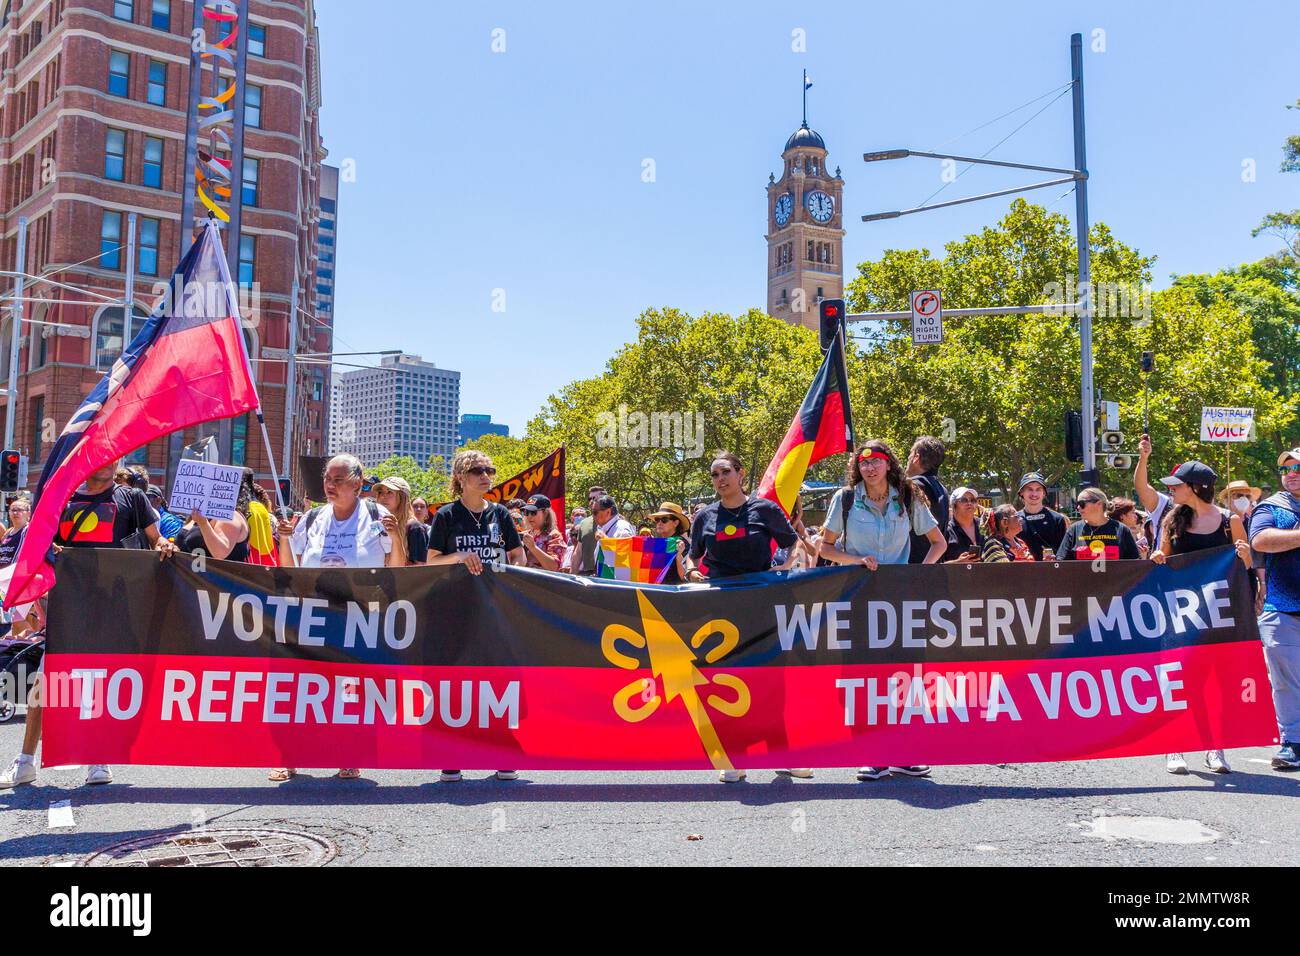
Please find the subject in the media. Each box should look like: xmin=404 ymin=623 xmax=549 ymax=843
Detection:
xmin=597 ymin=536 xmax=680 ymax=583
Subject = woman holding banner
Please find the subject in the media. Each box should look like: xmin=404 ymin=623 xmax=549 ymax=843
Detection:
xmin=818 ymin=440 xmax=945 ymax=782
xmin=269 ymin=454 xmax=399 ymax=782
xmin=427 ymin=450 xmax=524 ymax=783
xmin=1150 ymin=460 xmax=1250 ymax=776
xmin=686 ymin=452 xmax=798 ymax=584
xmin=375 ymin=476 xmax=428 ymax=567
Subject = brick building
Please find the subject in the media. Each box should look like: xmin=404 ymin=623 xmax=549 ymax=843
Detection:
xmin=0 ymin=0 xmax=330 ymax=494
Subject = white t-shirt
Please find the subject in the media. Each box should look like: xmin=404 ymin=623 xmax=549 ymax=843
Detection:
xmin=290 ymin=501 xmax=393 ymax=568
xmin=1149 ymin=491 xmax=1171 ymax=549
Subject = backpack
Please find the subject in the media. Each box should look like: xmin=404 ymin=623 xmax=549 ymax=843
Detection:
xmin=301 ymin=499 xmax=381 ymax=536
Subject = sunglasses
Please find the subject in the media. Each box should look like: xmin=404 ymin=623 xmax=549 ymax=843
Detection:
xmin=1279 ymin=463 xmax=1300 ymax=476
xmin=654 ymin=516 xmax=677 ymax=523
xmin=465 ymin=466 xmax=497 ymax=477
xmin=1078 ymin=497 xmax=1103 ymax=507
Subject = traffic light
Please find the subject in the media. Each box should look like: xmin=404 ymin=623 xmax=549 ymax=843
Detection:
xmin=819 ymin=298 xmax=846 ymax=351
xmin=277 ymin=478 xmax=292 ymax=508
xmin=0 ymin=451 xmax=21 ymax=492
xmin=1064 ymin=411 xmax=1083 ymax=463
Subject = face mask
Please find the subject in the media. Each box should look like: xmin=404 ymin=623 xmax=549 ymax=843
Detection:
xmin=1231 ymin=497 xmax=1250 ymax=514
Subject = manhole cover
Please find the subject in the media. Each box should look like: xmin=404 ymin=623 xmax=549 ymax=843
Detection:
xmin=1081 ymin=815 xmax=1220 ymax=845
xmin=81 ymin=828 xmax=338 ymax=867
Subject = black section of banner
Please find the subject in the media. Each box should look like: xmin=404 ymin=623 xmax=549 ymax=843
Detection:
xmin=48 ymin=547 xmax=1256 ymax=668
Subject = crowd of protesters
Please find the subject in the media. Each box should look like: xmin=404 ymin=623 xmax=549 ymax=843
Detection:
xmin=2 ymin=430 xmax=1299 ymax=790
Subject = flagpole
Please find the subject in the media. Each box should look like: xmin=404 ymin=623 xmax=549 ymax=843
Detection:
xmin=802 ymin=69 xmax=807 ymax=126
xmin=209 ymin=218 xmax=286 ymax=514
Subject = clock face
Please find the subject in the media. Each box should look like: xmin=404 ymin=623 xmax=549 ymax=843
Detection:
xmin=806 ymin=190 xmax=834 ymax=223
xmin=774 ymin=193 xmax=793 ymax=227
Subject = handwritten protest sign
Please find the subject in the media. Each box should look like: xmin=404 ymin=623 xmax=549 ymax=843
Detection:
xmin=169 ymin=460 xmax=242 ymax=520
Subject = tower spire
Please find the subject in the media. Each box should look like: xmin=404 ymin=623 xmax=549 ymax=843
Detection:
xmin=802 ymin=69 xmax=809 ymax=127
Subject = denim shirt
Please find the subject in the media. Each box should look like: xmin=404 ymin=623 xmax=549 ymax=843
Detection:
xmin=824 ymin=485 xmax=938 ymax=565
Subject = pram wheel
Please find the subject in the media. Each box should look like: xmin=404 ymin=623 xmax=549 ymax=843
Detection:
xmin=0 ymin=699 xmax=14 ymax=723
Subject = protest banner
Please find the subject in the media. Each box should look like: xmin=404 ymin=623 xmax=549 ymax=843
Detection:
xmin=41 ymin=547 xmax=1273 ymax=771
xmin=168 ymin=460 xmax=243 ymax=520
xmin=1200 ymin=407 xmax=1254 ymax=442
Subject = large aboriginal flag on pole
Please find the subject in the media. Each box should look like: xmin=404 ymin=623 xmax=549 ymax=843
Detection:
xmin=4 ymin=221 xmax=259 ymax=607
xmin=757 ymin=328 xmax=854 ymax=516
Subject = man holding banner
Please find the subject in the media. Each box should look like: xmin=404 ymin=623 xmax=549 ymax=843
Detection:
xmin=1248 ymin=447 xmax=1300 ymax=770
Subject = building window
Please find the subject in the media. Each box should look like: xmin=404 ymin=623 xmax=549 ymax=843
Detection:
xmin=238 ymin=234 xmax=255 ymax=285
xmin=95 ymin=306 xmax=135 ymax=370
xmin=137 ymin=217 xmax=159 ymax=276
xmin=147 ymin=60 xmax=166 ymax=106
xmin=151 ymin=0 xmax=169 ymax=30
xmin=113 ymin=0 xmax=133 ymax=21
xmin=248 ymin=23 xmax=266 ymax=57
xmin=104 ymin=128 xmax=126 ymax=181
xmin=143 ymin=136 xmax=163 ymax=188
xmin=101 ymin=211 xmax=123 ymax=270
xmin=244 ymin=84 xmax=261 ymax=128
xmin=321 ymin=197 xmax=336 ymax=214
xmin=108 ymin=51 xmax=130 ymax=97
xmin=31 ymin=327 xmax=46 ymax=369
xmin=231 ymin=413 xmax=248 ymax=466
xmin=241 ymin=157 xmax=258 ymax=207
xmin=31 ymin=396 xmax=43 ymax=465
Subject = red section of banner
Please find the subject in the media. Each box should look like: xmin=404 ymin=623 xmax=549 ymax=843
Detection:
xmin=41 ymin=641 xmax=1274 ymax=770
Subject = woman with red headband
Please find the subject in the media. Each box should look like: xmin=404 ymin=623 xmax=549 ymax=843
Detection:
xmin=819 ymin=439 xmax=945 ymax=782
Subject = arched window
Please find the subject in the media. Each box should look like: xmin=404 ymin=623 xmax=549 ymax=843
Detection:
xmin=93 ymin=304 xmax=151 ymax=370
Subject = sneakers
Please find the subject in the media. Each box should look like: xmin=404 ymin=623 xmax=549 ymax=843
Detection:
xmin=857 ymin=766 xmax=891 ymax=781
xmin=439 ymin=770 xmax=462 ymax=782
xmin=1272 ymin=742 xmax=1300 ymax=770
xmin=784 ymin=769 xmax=814 ymax=779
xmin=1204 ymin=750 xmax=1231 ymax=774
xmin=0 ymin=755 xmax=36 ymax=789
xmin=84 ymin=764 xmax=113 ymax=786
xmin=718 ymin=769 xmax=746 ymax=783
xmin=494 ymin=770 xmax=519 ymax=781
xmin=1165 ymin=753 xmax=1189 ymax=775
xmin=889 ymin=765 xmax=932 ymax=777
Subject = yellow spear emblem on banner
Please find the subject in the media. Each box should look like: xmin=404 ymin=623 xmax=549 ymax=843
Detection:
xmin=602 ymin=591 xmax=751 ymax=770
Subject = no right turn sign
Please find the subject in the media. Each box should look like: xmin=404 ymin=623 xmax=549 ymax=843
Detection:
xmin=910 ymin=290 xmax=943 ymax=345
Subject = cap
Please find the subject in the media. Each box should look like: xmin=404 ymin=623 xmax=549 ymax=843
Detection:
xmin=362 ymin=474 xmax=379 ymax=487
xmin=1017 ymin=472 xmax=1047 ymax=493
xmin=146 ymin=484 xmax=164 ymax=498
xmin=522 ymin=493 xmax=551 ymax=513
xmin=375 ymin=475 xmax=412 ymax=497
xmin=1159 ymin=460 xmax=1218 ymax=487
xmin=1277 ymin=448 xmax=1300 ymax=467
xmin=950 ymin=486 xmax=978 ymax=503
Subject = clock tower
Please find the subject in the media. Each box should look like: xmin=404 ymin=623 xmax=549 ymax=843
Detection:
xmin=766 ymin=120 xmax=845 ymax=329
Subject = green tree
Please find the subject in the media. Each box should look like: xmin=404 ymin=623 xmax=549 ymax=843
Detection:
xmin=370 ymin=455 xmax=448 ymax=502
xmin=846 ymin=200 xmax=1293 ymax=497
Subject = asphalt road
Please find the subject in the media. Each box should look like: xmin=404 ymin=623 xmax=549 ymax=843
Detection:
xmin=1 ymin=715 xmax=1296 ymax=866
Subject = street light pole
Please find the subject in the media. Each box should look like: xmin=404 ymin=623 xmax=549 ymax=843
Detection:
xmin=1070 ymin=32 xmax=1096 ymax=480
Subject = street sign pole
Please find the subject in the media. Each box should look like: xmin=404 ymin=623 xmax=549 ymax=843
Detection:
xmin=1071 ymin=32 xmax=1096 ymax=480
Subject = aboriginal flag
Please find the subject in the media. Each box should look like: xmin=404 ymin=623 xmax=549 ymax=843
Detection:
xmin=5 ymin=221 xmax=259 ymax=606
xmin=756 ymin=328 xmax=853 ymax=516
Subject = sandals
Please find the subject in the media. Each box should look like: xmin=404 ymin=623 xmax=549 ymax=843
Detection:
xmin=267 ymin=768 xmax=296 ymax=781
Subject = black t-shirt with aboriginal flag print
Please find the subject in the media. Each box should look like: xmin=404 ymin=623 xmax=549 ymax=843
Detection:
xmin=1055 ymin=517 xmax=1140 ymax=562
xmin=689 ymin=496 xmax=797 ymax=579
xmin=56 ymin=485 xmax=156 ymax=548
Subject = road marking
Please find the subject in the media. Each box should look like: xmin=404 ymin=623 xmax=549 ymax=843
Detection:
xmin=48 ymin=800 xmax=75 ymax=829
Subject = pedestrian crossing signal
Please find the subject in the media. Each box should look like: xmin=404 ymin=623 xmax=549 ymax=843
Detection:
xmin=0 ymin=450 xmax=22 ymax=491
xmin=819 ymin=298 xmax=845 ymax=351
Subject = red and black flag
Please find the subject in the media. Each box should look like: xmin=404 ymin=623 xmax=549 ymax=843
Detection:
xmin=756 ymin=328 xmax=854 ymax=516
xmin=6 ymin=221 xmax=259 ymax=607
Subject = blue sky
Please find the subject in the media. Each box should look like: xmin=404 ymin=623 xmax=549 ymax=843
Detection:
xmin=317 ymin=0 xmax=1296 ymax=436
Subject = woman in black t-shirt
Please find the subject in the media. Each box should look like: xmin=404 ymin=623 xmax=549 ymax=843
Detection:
xmin=427 ymin=451 xmax=524 ymax=577
xmin=686 ymin=451 xmax=797 ymax=582
xmin=1147 ymin=461 xmax=1247 ymax=776
xmin=1056 ymin=488 xmax=1140 ymax=561
xmin=0 ymin=497 xmax=30 ymax=568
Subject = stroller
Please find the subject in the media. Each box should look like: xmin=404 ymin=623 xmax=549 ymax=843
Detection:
xmin=0 ymin=628 xmax=43 ymax=723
